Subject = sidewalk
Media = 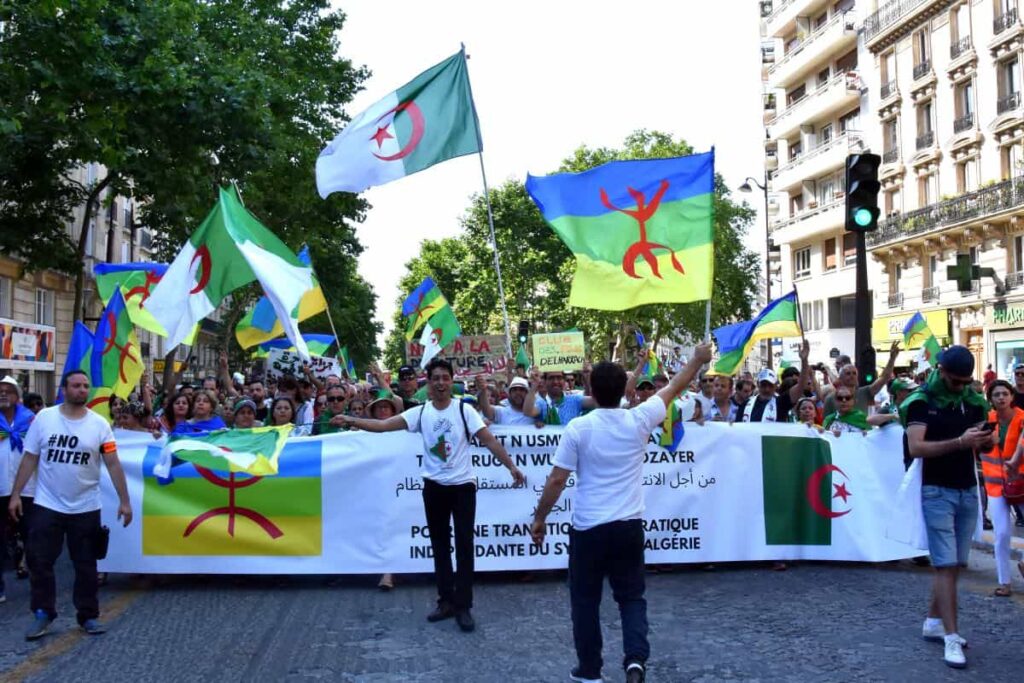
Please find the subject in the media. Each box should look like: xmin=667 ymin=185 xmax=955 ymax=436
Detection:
xmin=973 ymin=524 xmax=1024 ymax=560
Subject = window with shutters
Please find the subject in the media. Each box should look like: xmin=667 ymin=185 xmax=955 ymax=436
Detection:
xmin=823 ymin=237 xmax=837 ymax=271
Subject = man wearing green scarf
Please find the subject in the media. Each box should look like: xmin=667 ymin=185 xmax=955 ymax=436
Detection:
xmin=901 ymin=345 xmax=993 ymax=670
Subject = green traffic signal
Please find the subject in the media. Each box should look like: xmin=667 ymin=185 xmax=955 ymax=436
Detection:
xmin=853 ymin=207 xmax=873 ymax=227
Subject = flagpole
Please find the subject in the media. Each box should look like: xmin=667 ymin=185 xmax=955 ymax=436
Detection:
xmin=304 ymin=248 xmax=345 ymax=365
xmin=704 ymin=300 xmax=712 ymax=343
xmin=462 ymin=43 xmax=513 ymax=356
xmin=793 ymin=285 xmax=807 ymax=347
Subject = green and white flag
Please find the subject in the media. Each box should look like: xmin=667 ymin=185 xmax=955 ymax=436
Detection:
xmin=316 ymin=49 xmax=481 ymax=197
xmin=418 ymin=304 xmax=462 ymax=369
xmin=145 ymin=187 xmax=316 ymax=358
xmin=154 ymin=425 xmax=292 ymax=479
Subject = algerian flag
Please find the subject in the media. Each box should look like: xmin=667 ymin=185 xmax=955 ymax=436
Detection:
xmin=762 ymin=436 xmax=847 ymax=545
xmin=145 ymin=187 xmax=316 ymax=359
xmin=419 ymin=322 xmax=444 ymax=369
xmin=418 ymin=304 xmax=462 ymax=368
xmin=315 ymin=49 xmax=481 ymax=197
xmin=154 ymin=425 xmax=292 ymax=479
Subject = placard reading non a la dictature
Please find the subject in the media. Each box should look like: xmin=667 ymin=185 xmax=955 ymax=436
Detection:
xmin=531 ymin=331 xmax=586 ymax=373
xmin=99 ymin=424 xmax=919 ymax=574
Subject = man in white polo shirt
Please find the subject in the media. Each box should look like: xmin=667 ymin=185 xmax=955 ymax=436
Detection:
xmin=530 ymin=344 xmax=712 ymax=683
xmin=8 ymin=370 xmax=133 ymax=641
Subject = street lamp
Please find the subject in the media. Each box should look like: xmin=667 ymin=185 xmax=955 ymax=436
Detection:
xmin=739 ymin=172 xmax=773 ymax=369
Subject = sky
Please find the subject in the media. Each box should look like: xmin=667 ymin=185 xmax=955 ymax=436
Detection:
xmin=330 ymin=1 xmax=767 ymax=345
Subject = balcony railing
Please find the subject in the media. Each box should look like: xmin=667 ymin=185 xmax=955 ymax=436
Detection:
xmin=765 ymin=0 xmax=794 ymax=23
xmin=883 ymin=147 xmax=900 ymax=164
xmin=950 ymin=37 xmax=972 ymax=59
xmin=768 ymin=13 xmax=846 ymax=77
xmin=773 ymin=133 xmax=850 ymax=177
xmin=881 ymin=80 xmax=897 ymax=99
xmin=865 ymin=0 xmax=936 ymax=41
xmin=867 ymin=173 xmax=1024 ymax=248
xmin=916 ymin=130 xmax=935 ymax=150
xmin=1006 ymin=271 xmax=1024 ymax=289
xmin=998 ymin=91 xmax=1022 ymax=114
xmin=953 ymin=113 xmax=974 ymax=133
xmin=913 ymin=60 xmax=931 ymax=80
xmin=995 ymin=8 xmax=1019 ymax=34
xmin=922 ymin=285 xmax=940 ymax=303
xmin=888 ymin=292 xmax=904 ymax=308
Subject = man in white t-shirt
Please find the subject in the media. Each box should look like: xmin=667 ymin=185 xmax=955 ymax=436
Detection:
xmin=8 ymin=370 xmax=132 ymax=641
xmin=337 ymin=358 xmax=525 ymax=633
xmin=477 ymin=376 xmax=542 ymax=427
xmin=530 ymin=344 xmax=712 ymax=683
xmin=1 ymin=375 xmax=35 ymax=602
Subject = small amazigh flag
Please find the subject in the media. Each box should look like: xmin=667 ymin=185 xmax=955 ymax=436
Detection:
xmin=94 ymin=263 xmax=167 ymax=335
xmin=253 ymin=334 xmax=337 ymax=358
xmin=419 ymin=305 xmax=461 ymax=369
xmin=339 ymin=346 xmax=356 ymax=377
xmin=712 ymin=290 xmax=802 ymax=376
xmin=154 ymin=425 xmax=293 ymax=480
xmin=634 ymin=329 xmax=660 ymax=377
xmin=525 ymin=150 xmax=715 ymax=310
xmin=902 ymin=312 xmax=941 ymax=368
xmin=235 ymin=245 xmax=328 ymax=350
xmin=761 ymin=435 xmax=850 ymax=546
xmin=145 ymin=187 xmax=317 ymax=359
xmin=402 ymin=277 xmax=450 ymax=341
xmin=316 ymin=49 xmax=481 ymax=197
xmin=659 ymin=399 xmax=685 ymax=451
xmin=90 ymin=289 xmax=144 ymax=402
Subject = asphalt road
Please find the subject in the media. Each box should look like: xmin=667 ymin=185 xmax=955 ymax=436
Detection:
xmin=0 ymin=551 xmax=1021 ymax=682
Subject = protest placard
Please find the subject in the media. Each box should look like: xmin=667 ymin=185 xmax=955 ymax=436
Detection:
xmin=532 ymin=331 xmax=585 ymax=372
xmin=405 ymin=334 xmax=507 ymax=375
xmin=265 ymin=348 xmax=340 ymax=381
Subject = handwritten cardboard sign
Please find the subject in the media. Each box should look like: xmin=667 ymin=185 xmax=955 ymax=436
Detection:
xmin=532 ymin=331 xmax=585 ymax=373
xmin=405 ymin=334 xmax=507 ymax=376
xmin=265 ymin=348 xmax=340 ymax=381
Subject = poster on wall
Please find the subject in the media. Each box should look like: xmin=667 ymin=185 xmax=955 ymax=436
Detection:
xmin=0 ymin=318 xmax=56 ymax=370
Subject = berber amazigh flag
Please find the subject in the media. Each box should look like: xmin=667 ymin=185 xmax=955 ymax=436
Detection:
xmin=525 ymin=151 xmax=715 ymax=310
xmin=153 ymin=424 xmax=293 ymax=480
xmin=902 ymin=312 xmax=941 ymax=369
xmin=145 ymin=187 xmax=317 ymax=359
xmin=402 ymin=277 xmax=450 ymax=341
xmin=316 ymin=49 xmax=481 ymax=197
xmin=711 ymin=290 xmax=802 ymax=376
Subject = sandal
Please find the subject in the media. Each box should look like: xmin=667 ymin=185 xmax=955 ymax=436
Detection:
xmin=995 ymin=584 xmax=1012 ymax=597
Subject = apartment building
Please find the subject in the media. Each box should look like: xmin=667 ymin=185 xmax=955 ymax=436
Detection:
xmin=761 ymin=0 xmax=870 ymax=365
xmin=0 ymin=163 xmax=223 ymax=400
xmin=863 ymin=0 xmax=1024 ymax=378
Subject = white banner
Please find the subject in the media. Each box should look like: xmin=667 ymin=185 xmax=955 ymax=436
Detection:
xmin=99 ymin=423 xmax=918 ymax=574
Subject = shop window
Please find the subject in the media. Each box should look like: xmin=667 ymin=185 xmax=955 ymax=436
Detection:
xmin=842 ymin=232 xmax=857 ymax=266
xmin=794 ymin=247 xmax=812 ymax=279
xmin=823 ymin=237 xmax=837 ymax=271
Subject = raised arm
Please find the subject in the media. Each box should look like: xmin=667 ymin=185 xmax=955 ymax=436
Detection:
xmin=624 ymin=348 xmax=649 ymax=405
xmin=218 ymin=351 xmax=240 ymax=398
xmin=475 ymin=376 xmax=496 ymax=421
xmin=333 ymin=413 xmax=409 ymax=433
xmin=870 ymin=341 xmax=900 ymax=396
xmin=522 ymin=367 xmax=543 ymax=418
xmin=657 ymin=343 xmax=712 ymax=408
xmin=787 ymin=340 xmax=812 ymax=403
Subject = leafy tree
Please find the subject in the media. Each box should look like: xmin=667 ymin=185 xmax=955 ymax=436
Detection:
xmin=383 ymin=130 xmax=759 ymax=369
xmin=0 ymin=0 xmax=379 ymax=372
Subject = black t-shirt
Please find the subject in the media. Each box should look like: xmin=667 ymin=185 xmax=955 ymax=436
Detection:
xmin=748 ymin=393 xmax=794 ymax=423
xmin=905 ymin=399 xmax=985 ymax=489
xmin=1014 ymin=393 xmax=1024 ymax=411
xmin=401 ymin=396 xmax=421 ymax=411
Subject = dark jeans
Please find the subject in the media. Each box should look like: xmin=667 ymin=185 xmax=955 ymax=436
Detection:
xmin=0 ymin=495 xmax=33 ymax=593
xmin=569 ymin=519 xmax=649 ymax=678
xmin=27 ymin=505 xmax=101 ymax=624
xmin=422 ymin=478 xmax=476 ymax=610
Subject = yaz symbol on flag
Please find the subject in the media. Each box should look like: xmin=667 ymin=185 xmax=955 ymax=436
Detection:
xmin=600 ymin=180 xmax=685 ymax=280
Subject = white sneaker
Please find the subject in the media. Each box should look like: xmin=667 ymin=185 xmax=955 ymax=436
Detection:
xmin=922 ymin=620 xmax=968 ymax=647
xmin=944 ymin=637 xmax=966 ymax=669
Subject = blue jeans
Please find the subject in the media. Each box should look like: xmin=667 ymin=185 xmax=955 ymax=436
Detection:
xmin=569 ymin=519 xmax=649 ymax=678
xmin=921 ymin=485 xmax=978 ymax=568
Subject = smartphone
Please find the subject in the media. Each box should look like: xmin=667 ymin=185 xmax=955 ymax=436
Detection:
xmin=980 ymin=422 xmax=996 ymax=433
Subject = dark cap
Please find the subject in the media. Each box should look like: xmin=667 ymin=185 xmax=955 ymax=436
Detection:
xmin=938 ymin=345 xmax=975 ymax=377
xmin=636 ymin=377 xmax=655 ymax=389
xmin=398 ymin=365 xmax=416 ymax=379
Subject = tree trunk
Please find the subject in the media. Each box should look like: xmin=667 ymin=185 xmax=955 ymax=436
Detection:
xmin=72 ymin=172 xmax=115 ymax=321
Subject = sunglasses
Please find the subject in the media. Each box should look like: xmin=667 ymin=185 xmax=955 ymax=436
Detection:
xmin=836 ymin=395 xmax=853 ymax=402
xmin=326 ymin=396 xmax=345 ymax=403
xmin=399 ymin=375 xmax=416 ymax=381
xmin=1015 ymin=371 xmax=1024 ymax=376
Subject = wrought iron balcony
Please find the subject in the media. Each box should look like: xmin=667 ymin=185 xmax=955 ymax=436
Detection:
xmin=953 ymin=113 xmax=974 ymax=133
xmin=1006 ymin=271 xmax=1024 ymax=289
xmin=865 ymin=0 xmax=936 ymax=41
xmin=888 ymin=292 xmax=904 ymax=308
xmin=881 ymin=80 xmax=897 ymax=99
xmin=913 ymin=60 xmax=931 ymax=81
xmin=995 ymin=8 xmax=1019 ymax=34
xmin=867 ymin=173 xmax=1024 ymax=248
xmin=950 ymin=37 xmax=972 ymax=59
xmin=922 ymin=285 xmax=940 ymax=303
xmin=998 ymin=91 xmax=1022 ymax=114
xmin=916 ymin=130 xmax=935 ymax=150
xmin=883 ymin=147 xmax=900 ymax=164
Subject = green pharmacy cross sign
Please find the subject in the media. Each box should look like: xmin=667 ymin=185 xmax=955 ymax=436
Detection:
xmin=946 ymin=254 xmax=995 ymax=293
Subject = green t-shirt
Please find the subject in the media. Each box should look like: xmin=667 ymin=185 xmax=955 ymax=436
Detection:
xmin=314 ymin=411 xmax=345 ymax=436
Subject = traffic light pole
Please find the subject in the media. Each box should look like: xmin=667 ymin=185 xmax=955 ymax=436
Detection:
xmin=853 ymin=229 xmax=871 ymax=376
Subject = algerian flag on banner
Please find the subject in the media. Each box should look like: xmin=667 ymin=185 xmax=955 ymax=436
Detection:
xmin=315 ymin=49 xmax=481 ymax=197
xmin=761 ymin=435 xmax=847 ymax=545
xmin=154 ymin=425 xmax=292 ymax=480
xmin=145 ymin=187 xmax=316 ymax=359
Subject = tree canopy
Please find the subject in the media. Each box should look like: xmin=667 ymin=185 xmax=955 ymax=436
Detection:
xmin=383 ymin=130 xmax=760 ymax=370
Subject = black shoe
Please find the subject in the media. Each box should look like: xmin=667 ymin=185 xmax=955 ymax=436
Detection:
xmin=455 ymin=609 xmax=475 ymax=632
xmin=569 ymin=667 xmax=603 ymax=682
xmin=625 ymin=662 xmax=646 ymax=683
xmin=426 ymin=602 xmax=455 ymax=622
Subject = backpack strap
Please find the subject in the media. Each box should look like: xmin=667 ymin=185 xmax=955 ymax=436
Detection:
xmin=459 ymin=398 xmax=471 ymax=441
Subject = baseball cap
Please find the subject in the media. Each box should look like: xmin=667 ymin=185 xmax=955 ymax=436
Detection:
xmin=233 ymin=397 xmax=257 ymax=413
xmin=508 ymin=377 xmax=529 ymax=390
xmin=937 ymin=345 xmax=975 ymax=377
xmin=757 ymin=368 xmax=778 ymax=385
xmin=636 ymin=377 xmax=655 ymax=389
xmin=890 ymin=378 xmax=917 ymax=393
xmin=398 ymin=365 xmax=416 ymax=379
xmin=0 ymin=375 xmax=21 ymax=396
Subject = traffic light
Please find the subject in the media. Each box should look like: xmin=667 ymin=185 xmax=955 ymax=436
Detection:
xmin=845 ymin=153 xmax=881 ymax=232
xmin=857 ymin=346 xmax=877 ymax=387
xmin=517 ymin=320 xmax=530 ymax=346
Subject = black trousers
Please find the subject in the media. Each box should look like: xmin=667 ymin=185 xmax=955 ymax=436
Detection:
xmin=0 ymin=495 xmax=33 ymax=593
xmin=569 ymin=519 xmax=649 ymax=678
xmin=27 ymin=505 xmax=101 ymax=624
xmin=422 ymin=479 xmax=476 ymax=610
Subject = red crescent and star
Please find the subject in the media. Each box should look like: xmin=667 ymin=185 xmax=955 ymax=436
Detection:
xmin=370 ymin=100 xmax=425 ymax=161
xmin=189 ymin=245 xmax=212 ymax=295
xmin=806 ymin=464 xmax=852 ymax=519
